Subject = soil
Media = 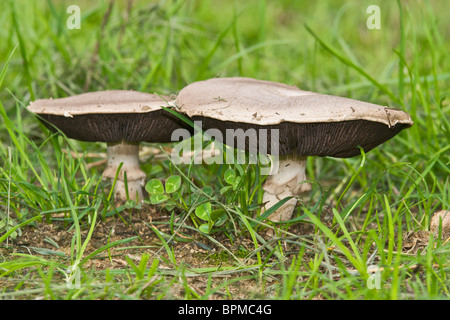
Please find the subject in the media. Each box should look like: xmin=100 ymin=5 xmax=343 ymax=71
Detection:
xmin=3 ymin=202 xmax=442 ymax=299
xmin=3 ymin=204 xmax=316 ymax=299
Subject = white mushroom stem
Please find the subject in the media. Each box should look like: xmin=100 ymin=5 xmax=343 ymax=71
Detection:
xmin=262 ymin=157 xmax=311 ymax=222
xmin=102 ymin=141 xmax=146 ymax=201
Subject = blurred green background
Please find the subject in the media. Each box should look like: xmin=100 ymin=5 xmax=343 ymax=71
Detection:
xmin=1 ymin=0 xmax=448 ymax=102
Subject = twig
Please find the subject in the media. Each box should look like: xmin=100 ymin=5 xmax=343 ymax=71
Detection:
xmin=86 ymin=159 xmax=107 ymax=169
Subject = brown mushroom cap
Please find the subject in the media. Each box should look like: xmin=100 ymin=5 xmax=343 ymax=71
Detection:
xmin=430 ymin=210 xmax=450 ymax=240
xmin=28 ymin=90 xmax=188 ymax=143
xmin=176 ymin=77 xmax=413 ymax=158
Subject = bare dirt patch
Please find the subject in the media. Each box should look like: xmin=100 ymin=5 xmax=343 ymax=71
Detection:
xmin=3 ymin=206 xmax=287 ymax=298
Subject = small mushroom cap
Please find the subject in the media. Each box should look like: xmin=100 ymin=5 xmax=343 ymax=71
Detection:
xmin=176 ymin=77 xmax=413 ymax=158
xmin=430 ymin=210 xmax=450 ymax=240
xmin=28 ymin=90 xmax=189 ymax=143
xmin=28 ymin=90 xmax=172 ymax=116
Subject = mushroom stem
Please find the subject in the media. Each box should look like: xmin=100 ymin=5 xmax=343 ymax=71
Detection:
xmin=261 ymin=157 xmax=311 ymax=222
xmin=102 ymin=141 xmax=146 ymax=201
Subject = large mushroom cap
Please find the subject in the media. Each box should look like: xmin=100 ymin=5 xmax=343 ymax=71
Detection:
xmin=28 ymin=90 xmax=187 ymax=143
xmin=176 ymin=77 xmax=413 ymax=158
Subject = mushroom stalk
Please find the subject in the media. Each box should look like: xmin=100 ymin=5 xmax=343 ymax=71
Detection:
xmin=262 ymin=157 xmax=311 ymax=222
xmin=102 ymin=141 xmax=146 ymax=201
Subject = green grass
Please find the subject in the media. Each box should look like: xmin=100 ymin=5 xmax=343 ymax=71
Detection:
xmin=0 ymin=0 xmax=449 ymax=300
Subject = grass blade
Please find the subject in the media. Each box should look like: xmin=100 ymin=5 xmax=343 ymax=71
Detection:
xmin=304 ymin=24 xmax=400 ymax=104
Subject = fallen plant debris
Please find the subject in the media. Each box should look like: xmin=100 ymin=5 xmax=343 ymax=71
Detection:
xmin=401 ymin=210 xmax=450 ymax=254
xmin=402 ymin=230 xmax=431 ymax=255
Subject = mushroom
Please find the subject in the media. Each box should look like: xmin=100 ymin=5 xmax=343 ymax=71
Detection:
xmin=430 ymin=210 xmax=450 ymax=240
xmin=28 ymin=90 xmax=189 ymax=201
xmin=175 ymin=77 xmax=413 ymax=222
